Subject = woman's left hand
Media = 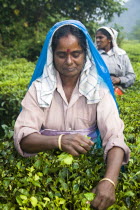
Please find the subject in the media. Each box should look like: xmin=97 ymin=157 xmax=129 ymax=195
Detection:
xmin=111 ymin=76 xmax=120 ymax=85
xmin=90 ymin=181 xmax=115 ymax=210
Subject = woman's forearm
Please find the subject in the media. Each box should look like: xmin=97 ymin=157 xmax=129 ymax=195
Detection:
xmin=104 ymin=146 xmax=124 ymax=185
xmin=20 ymin=133 xmax=94 ymax=156
xmin=20 ymin=133 xmax=58 ymax=153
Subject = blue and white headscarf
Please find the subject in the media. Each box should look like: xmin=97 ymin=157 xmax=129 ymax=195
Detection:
xmin=28 ymin=20 xmax=116 ymax=107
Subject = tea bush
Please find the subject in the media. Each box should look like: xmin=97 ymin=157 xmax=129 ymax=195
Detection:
xmin=0 ymin=58 xmax=34 ymax=130
xmin=0 ymin=41 xmax=140 ymax=209
xmin=0 ymin=133 xmax=139 ymax=209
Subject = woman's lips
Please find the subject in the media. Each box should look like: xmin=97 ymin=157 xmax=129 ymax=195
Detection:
xmin=67 ymin=68 xmax=75 ymax=71
xmin=64 ymin=68 xmax=76 ymax=72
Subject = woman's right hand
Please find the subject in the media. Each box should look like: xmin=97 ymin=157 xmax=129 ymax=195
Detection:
xmin=111 ymin=76 xmax=120 ymax=85
xmin=61 ymin=134 xmax=94 ymax=156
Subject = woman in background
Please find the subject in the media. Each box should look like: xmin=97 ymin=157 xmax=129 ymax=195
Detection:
xmin=95 ymin=27 xmax=136 ymax=93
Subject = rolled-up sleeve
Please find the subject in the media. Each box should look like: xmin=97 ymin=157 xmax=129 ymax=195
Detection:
xmin=14 ymin=83 xmax=44 ymax=157
xmin=97 ymin=90 xmax=130 ymax=165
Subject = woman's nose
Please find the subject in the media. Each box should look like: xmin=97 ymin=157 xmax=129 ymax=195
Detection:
xmin=65 ymin=55 xmax=73 ymax=65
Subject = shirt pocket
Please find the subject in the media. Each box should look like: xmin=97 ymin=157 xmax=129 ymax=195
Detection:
xmin=76 ymin=107 xmax=97 ymax=128
xmin=115 ymin=56 xmax=124 ymax=76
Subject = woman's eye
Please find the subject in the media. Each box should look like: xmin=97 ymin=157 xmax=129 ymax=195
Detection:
xmin=56 ymin=51 xmax=83 ymax=59
xmin=96 ymin=36 xmax=103 ymax=39
xmin=56 ymin=53 xmax=66 ymax=58
xmin=72 ymin=51 xmax=83 ymax=58
xmin=72 ymin=53 xmax=80 ymax=58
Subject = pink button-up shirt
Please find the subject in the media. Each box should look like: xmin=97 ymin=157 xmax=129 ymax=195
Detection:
xmin=14 ymin=75 xmax=130 ymax=164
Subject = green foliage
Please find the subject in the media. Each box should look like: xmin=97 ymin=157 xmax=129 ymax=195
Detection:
xmin=128 ymin=19 xmax=140 ymax=41
xmin=0 ymin=0 xmax=126 ymax=28
xmin=0 ymin=41 xmax=140 ymax=209
xmin=0 ymin=0 xmax=126 ymax=61
xmin=0 ymin=137 xmax=139 ymax=209
xmin=121 ymin=40 xmax=140 ymax=64
xmin=0 ymin=140 xmax=104 ymax=209
xmin=0 ymin=58 xmax=34 ymax=130
xmin=118 ymin=40 xmax=140 ymax=143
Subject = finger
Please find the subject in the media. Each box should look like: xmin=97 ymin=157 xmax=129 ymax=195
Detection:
xmin=98 ymin=188 xmax=115 ymax=210
xmin=62 ymin=134 xmax=93 ymax=154
xmin=63 ymin=139 xmax=88 ymax=156
xmin=90 ymin=192 xmax=103 ymax=209
xmin=71 ymin=142 xmax=88 ymax=155
xmin=70 ymin=133 xmax=94 ymax=147
xmin=80 ymin=135 xmax=94 ymax=146
xmin=92 ymin=188 xmax=96 ymax=194
xmin=61 ymin=137 xmax=81 ymax=155
xmin=97 ymin=197 xmax=115 ymax=210
xmin=77 ymin=144 xmax=89 ymax=154
xmin=90 ymin=189 xmax=99 ymax=209
xmin=90 ymin=205 xmax=98 ymax=210
xmin=91 ymin=199 xmax=102 ymax=210
xmin=79 ymin=142 xmax=93 ymax=151
xmin=67 ymin=147 xmax=81 ymax=156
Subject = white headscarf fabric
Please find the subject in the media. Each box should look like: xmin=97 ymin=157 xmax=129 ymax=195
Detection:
xmin=96 ymin=26 xmax=126 ymax=55
xmin=35 ymin=33 xmax=105 ymax=107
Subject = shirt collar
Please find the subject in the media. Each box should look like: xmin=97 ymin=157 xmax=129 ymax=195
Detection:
xmin=99 ymin=48 xmax=115 ymax=56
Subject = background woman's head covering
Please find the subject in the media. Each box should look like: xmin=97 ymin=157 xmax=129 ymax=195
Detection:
xmin=96 ymin=26 xmax=126 ymax=55
xmin=28 ymin=20 xmax=116 ymax=105
xmin=96 ymin=26 xmax=118 ymax=49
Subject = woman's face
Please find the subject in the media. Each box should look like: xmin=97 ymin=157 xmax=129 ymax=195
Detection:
xmin=96 ymin=31 xmax=111 ymax=52
xmin=53 ymin=34 xmax=86 ymax=78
